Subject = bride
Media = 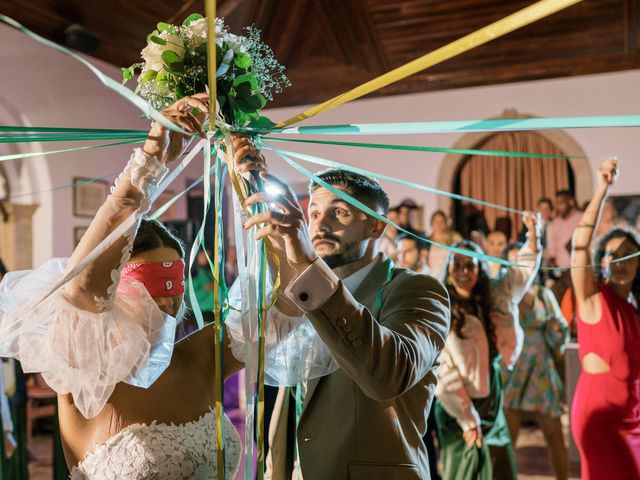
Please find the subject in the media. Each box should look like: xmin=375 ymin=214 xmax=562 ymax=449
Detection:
xmin=0 ymin=94 xmax=259 ymax=478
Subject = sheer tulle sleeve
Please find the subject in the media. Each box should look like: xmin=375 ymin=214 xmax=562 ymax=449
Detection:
xmin=224 ymin=274 xmax=338 ymax=386
xmin=0 ymin=148 xmax=177 ymax=419
xmin=0 ymin=259 xmax=177 ymax=419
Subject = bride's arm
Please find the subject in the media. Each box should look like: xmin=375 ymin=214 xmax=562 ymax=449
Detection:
xmin=64 ymin=95 xmax=208 ymax=313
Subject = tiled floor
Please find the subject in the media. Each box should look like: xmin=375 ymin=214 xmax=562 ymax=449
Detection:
xmin=28 ymin=425 xmax=581 ymax=479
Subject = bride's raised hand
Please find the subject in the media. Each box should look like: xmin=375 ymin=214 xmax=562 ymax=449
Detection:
xmin=143 ymin=93 xmax=209 ymax=163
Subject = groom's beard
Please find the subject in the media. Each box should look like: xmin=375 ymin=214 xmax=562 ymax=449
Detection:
xmin=319 ymin=239 xmax=368 ymax=269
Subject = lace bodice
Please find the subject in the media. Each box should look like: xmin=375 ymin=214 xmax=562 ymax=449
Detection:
xmin=71 ymin=411 xmax=241 ymax=479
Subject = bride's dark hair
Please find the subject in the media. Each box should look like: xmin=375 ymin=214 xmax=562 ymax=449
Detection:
xmin=133 ymin=219 xmax=185 ymax=258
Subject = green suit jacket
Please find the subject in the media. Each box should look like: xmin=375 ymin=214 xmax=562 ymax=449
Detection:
xmin=266 ymin=254 xmax=450 ymax=480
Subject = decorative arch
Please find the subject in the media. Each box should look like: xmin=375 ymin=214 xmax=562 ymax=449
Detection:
xmin=436 ymin=109 xmax=593 ymax=218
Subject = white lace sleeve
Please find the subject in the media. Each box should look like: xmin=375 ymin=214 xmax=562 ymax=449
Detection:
xmin=224 ymin=274 xmax=338 ymax=386
xmin=94 ymin=148 xmax=169 ymax=310
xmin=0 ymin=148 xmax=175 ymax=419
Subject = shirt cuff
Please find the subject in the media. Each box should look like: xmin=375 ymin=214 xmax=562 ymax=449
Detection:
xmin=285 ymin=258 xmax=339 ymax=311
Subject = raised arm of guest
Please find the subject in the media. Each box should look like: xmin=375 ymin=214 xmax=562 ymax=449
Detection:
xmin=571 ymin=158 xmax=619 ymax=323
xmin=491 ymin=212 xmax=542 ymax=368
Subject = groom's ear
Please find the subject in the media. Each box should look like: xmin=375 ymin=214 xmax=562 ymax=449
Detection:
xmin=370 ymin=218 xmax=387 ymax=240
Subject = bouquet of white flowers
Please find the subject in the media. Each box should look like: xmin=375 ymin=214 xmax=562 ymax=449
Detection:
xmin=123 ymin=14 xmax=289 ymax=128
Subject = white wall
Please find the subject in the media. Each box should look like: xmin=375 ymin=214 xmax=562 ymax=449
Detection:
xmin=1 ymin=22 xmax=639 ymax=260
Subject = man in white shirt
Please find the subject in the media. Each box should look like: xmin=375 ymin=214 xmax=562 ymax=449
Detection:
xmin=546 ymin=189 xmax=581 ymax=300
xmin=240 ymin=148 xmax=450 ymax=480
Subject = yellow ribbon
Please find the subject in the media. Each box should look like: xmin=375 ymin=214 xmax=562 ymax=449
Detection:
xmin=206 ymin=0 xmax=217 ymax=132
xmin=204 ymin=1 xmax=225 ymax=479
xmin=223 ymin=132 xmax=281 ymax=480
xmin=276 ymin=0 xmax=583 ymax=128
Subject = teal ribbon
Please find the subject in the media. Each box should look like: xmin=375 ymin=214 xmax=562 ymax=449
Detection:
xmin=9 ymin=172 xmax=118 ymax=200
xmin=264 ymin=147 xmax=525 ymax=215
xmin=186 ymin=140 xmax=216 ymax=329
xmin=0 ymin=139 xmax=144 ymax=162
xmin=0 ymin=134 xmax=147 ymax=143
xmin=0 ymin=126 xmax=147 ymax=134
xmin=254 ymin=115 xmax=640 ymax=135
xmin=150 ymin=165 xmax=217 ymax=220
xmin=266 ymin=142 xmax=640 ymax=271
xmin=265 ymin=142 xmax=513 ymax=267
xmin=267 ymin=137 xmax=578 ymax=159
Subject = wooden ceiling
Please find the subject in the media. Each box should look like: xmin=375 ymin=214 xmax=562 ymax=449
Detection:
xmin=2 ymin=0 xmax=639 ymax=107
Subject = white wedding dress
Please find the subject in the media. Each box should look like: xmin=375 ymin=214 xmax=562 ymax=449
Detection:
xmin=70 ymin=411 xmax=242 ymax=479
xmin=0 ymin=149 xmax=242 ymax=479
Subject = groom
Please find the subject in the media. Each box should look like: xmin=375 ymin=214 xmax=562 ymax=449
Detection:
xmin=238 ymin=139 xmax=451 ymax=480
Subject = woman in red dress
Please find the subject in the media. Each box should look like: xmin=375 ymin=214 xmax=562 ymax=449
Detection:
xmin=571 ymin=158 xmax=640 ymax=480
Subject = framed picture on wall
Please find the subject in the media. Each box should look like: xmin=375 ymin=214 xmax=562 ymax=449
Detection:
xmin=74 ymin=226 xmax=89 ymax=248
xmin=73 ymin=177 xmax=110 ymax=218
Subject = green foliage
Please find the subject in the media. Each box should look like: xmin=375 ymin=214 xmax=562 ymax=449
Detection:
xmin=129 ymin=15 xmax=290 ymax=128
xmin=183 ymin=13 xmax=204 ymax=26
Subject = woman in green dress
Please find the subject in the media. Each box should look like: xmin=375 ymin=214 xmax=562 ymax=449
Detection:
xmin=503 ymin=246 xmax=570 ymax=480
xmin=435 ymin=213 xmax=541 ymax=480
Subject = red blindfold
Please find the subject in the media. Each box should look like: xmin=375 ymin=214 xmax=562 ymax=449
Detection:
xmin=121 ymin=260 xmax=185 ymax=297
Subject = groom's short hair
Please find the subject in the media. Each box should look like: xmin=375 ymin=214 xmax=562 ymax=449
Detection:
xmin=309 ymin=169 xmax=390 ymax=214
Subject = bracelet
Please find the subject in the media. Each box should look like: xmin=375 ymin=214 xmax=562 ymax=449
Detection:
xmin=576 ymin=223 xmax=596 ymax=228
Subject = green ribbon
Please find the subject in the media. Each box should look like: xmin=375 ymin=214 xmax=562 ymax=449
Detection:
xmin=0 ymin=139 xmax=144 ymax=162
xmin=0 ymin=134 xmax=147 ymax=143
xmin=265 ymin=147 xmax=525 ymax=215
xmin=267 ymin=137 xmax=578 ymax=159
xmin=266 ymin=143 xmax=640 ymax=271
xmin=149 ymin=165 xmax=216 ymax=220
xmin=265 ymin=142 xmax=513 ymax=267
xmin=0 ymin=126 xmax=147 ymax=134
xmin=9 ymin=172 xmax=118 ymax=200
xmin=254 ymin=115 xmax=640 ymax=135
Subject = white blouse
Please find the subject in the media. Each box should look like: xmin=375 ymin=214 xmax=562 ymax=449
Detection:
xmin=435 ymin=243 xmax=540 ymax=432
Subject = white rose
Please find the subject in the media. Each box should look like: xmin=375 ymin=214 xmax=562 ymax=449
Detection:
xmin=187 ymin=18 xmax=207 ymax=42
xmin=224 ymin=33 xmax=247 ymax=53
xmin=141 ymin=32 xmax=185 ymax=73
xmin=187 ymin=18 xmax=224 ymax=44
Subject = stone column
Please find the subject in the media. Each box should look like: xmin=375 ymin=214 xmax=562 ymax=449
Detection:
xmin=0 ymin=202 xmax=39 ymax=271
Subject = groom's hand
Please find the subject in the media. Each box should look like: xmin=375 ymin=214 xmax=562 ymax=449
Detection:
xmin=243 ymin=172 xmax=318 ymax=275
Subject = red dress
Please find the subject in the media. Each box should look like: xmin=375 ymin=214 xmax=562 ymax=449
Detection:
xmin=572 ymin=284 xmax=640 ymax=480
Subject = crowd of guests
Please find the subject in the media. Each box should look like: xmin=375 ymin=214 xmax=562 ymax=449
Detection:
xmin=381 ymin=166 xmax=640 ymax=480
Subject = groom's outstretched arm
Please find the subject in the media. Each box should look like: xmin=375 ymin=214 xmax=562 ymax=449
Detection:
xmin=286 ymin=259 xmax=450 ymax=401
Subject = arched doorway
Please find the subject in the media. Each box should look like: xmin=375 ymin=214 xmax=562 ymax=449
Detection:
xmin=454 ymin=131 xmax=574 ymax=240
xmin=436 ymin=109 xmax=592 ymax=240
